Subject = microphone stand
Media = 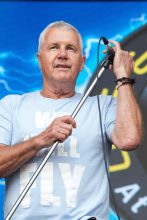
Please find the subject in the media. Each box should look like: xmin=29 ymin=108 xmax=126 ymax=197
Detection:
xmin=5 ymin=53 xmax=114 ymax=220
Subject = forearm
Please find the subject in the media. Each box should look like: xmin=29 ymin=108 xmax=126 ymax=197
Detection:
xmin=0 ymin=115 xmax=75 ymax=178
xmin=112 ymin=84 xmax=143 ymax=150
xmin=0 ymin=137 xmax=42 ymax=178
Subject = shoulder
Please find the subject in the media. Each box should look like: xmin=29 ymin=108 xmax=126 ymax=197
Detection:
xmin=0 ymin=92 xmax=39 ymax=109
xmin=87 ymin=95 xmax=117 ymax=107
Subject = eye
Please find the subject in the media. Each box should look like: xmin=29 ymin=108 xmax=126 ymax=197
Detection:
xmin=67 ymin=46 xmax=76 ymax=52
xmin=50 ymin=46 xmax=57 ymax=50
xmin=49 ymin=45 xmax=58 ymax=50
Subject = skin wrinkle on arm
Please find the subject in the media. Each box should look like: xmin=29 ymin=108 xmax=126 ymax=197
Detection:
xmin=0 ymin=138 xmax=41 ymax=178
xmin=112 ymin=85 xmax=143 ymax=150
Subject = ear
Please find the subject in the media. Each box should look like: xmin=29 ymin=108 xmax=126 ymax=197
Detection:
xmin=80 ymin=55 xmax=86 ymax=71
xmin=37 ymin=52 xmax=42 ymax=69
xmin=37 ymin=52 xmax=40 ymax=63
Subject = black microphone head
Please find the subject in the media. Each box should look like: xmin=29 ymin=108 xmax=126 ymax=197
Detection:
xmin=101 ymin=36 xmax=109 ymax=45
xmin=87 ymin=217 xmax=97 ymax=220
xmin=101 ymin=36 xmax=115 ymax=56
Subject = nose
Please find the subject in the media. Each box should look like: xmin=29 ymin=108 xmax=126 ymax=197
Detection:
xmin=57 ymin=48 xmax=68 ymax=60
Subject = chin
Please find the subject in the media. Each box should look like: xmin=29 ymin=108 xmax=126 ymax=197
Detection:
xmin=55 ymin=74 xmax=72 ymax=82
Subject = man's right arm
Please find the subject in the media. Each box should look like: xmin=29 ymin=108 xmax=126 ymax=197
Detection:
xmin=0 ymin=137 xmax=42 ymax=178
xmin=0 ymin=115 xmax=76 ymax=178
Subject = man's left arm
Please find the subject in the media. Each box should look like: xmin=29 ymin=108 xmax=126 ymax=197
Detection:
xmin=110 ymin=40 xmax=143 ymax=150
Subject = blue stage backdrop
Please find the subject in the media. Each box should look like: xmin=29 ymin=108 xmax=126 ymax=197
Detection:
xmin=0 ymin=2 xmax=147 ymax=220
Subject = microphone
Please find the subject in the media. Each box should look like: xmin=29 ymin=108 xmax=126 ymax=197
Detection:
xmin=101 ymin=36 xmax=109 ymax=45
xmin=100 ymin=36 xmax=115 ymax=67
xmin=101 ymin=36 xmax=115 ymax=57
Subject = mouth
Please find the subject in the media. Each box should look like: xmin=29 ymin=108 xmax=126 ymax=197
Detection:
xmin=55 ymin=64 xmax=71 ymax=69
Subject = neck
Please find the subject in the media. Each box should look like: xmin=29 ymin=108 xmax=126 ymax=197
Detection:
xmin=41 ymin=82 xmax=75 ymax=99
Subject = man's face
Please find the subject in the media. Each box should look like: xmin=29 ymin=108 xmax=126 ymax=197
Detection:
xmin=37 ymin=28 xmax=85 ymax=85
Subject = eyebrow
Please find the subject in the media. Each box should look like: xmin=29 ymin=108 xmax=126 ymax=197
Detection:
xmin=66 ymin=43 xmax=76 ymax=48
xmin=47 ymin=42 xmax=78 ymax=51
xmin=48 ymin=43 xmax=58 ymax=47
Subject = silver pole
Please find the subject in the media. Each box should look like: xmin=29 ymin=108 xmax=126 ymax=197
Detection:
xmin=5 ymin=67 xmax=105 ymax=220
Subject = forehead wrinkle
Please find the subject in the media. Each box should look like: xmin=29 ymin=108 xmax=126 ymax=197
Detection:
xmin=42 ymin=29 xmax=81 ymax=51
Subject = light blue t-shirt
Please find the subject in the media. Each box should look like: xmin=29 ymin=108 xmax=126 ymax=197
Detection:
xmin=0 ymin=92 xmax=117 ymax=220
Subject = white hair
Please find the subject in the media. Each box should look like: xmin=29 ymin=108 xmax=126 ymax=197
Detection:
xmin=38 ymin=21 xmax=83 ymax=53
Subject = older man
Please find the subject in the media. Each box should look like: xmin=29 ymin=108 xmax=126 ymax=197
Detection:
xmin=0 ymin=21 xmax=142 ymax=220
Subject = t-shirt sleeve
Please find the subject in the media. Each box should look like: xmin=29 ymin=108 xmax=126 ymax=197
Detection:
xmin=104 ymin=96 xmax=117 ymax=142
xmin=0 ymin=95 xmax=13 ymax=146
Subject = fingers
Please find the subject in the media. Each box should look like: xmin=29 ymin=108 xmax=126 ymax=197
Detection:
xmin=102 ymin=40 xmax=121 ymax=56
xmin=108 ymin=64 xmax=113 ymax=70
xmin=53 ymin=116 xmax=76 ymax=142
xmin=108 ymin=39 xmax=121 ymax=51
xmin=37 ymin=115 xmax=77 ymax=148
xmin=102 ymin=49 xmax=107 ymax=54
xmin=60 ymin=115 xmax=76 ymax=128
xmin=103 ymin=39 xmax=134 ymax=77
xmin=57 ymin=122 xmax=72 ymax=137
xmin=48 ymin=115 xmax=76 ymax=143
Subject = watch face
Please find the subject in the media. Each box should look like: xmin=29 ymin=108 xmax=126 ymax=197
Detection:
xmin=88 ymin=24 xmax=147 ymax=220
